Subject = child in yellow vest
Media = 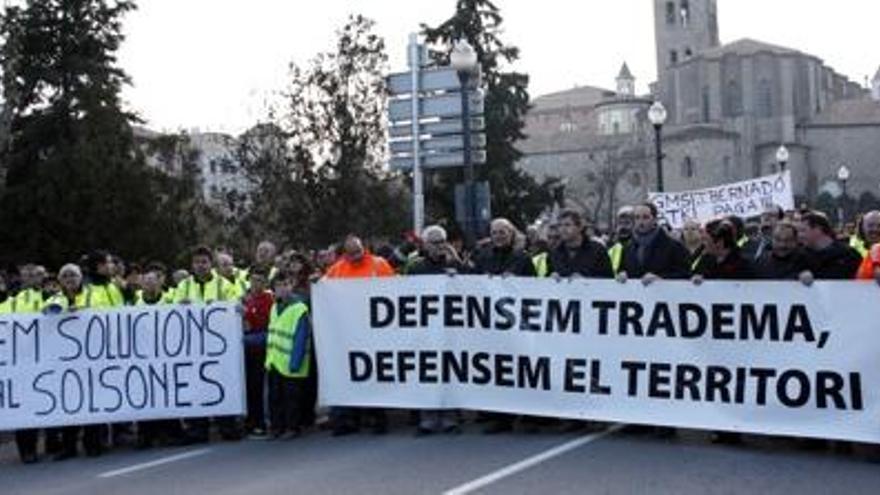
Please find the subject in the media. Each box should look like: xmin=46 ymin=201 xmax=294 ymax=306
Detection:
xmin=265 ymin=271 xmax=311 ymax=439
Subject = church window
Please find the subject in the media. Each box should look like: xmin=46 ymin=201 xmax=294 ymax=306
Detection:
xmin=725 ymin=80 xmax=743 ymax=117
xmin=666 ymin=2 xmax=676 ymax=25
xmin=681 ymin=156 xmax=695 ymax=178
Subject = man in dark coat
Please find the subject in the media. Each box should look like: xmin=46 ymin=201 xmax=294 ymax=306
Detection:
xmin=618 ymin=203 xmax=691 ymax=283
xmin=547 ymin=209 xmax=613 ymax=278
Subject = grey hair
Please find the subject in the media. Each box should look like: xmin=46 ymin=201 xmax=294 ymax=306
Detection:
xmin=422 ymin=225 xmax=447 ymax=242
xmin=58 ymin=263 xmax=82 ymax=280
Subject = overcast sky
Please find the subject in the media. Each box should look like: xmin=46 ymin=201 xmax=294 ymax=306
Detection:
xmin=117 ymin=0 xmax=879 ymax=134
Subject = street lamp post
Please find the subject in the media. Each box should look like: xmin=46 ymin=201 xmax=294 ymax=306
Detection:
xmin=451 ymin=40 xmax=479 ymax=247
xmin=837 ymin=165 xmax=851 ymax=228
xmin=648 ymin=101 xmax=668 ymax=193
xmin=776 ymin=144 xmax=789 ymax=173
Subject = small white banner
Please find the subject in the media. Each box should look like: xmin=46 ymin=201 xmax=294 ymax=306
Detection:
xmin=314 ymin=276 xmax=880 ymax=443
xmin=0 ymin=303 xmax=245 ymax=430
xmin=649 ymin=171 xmax=794 ymax=228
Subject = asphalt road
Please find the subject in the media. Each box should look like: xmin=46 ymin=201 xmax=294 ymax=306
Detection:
xmin=1 ymin=420 xmax=879 ymax=495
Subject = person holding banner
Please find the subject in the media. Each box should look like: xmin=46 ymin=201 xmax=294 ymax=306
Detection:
xmin=174 ymin=245 xmax=243 ymax=443
xmin=43 ymin=263 xmax=109 ymax=460
xmin=756 ymin=222 xmax=809 ymax=280
xmin=472 ymin=218 xmax=536 ymax=434
xmin=796 ymin=211 xmax=861 ymax=284
xmin=617 ymin=203 xmax=690 ymax=285
xmin=133 ymin=265 xmax=186 ymax=449
xmin=409 ymin=225 xmax=465 ymax=436
xmin=547 ymin=209 xmax=613 ymax=279
xmin=324 ymin=235 xmax=395 ymax=436
xmin=3 ymin=263 xmax=55 ymax=464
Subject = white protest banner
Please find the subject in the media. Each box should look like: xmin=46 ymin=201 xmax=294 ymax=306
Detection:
xmin=314 ymin=276 xmax=880 ymax=443
xmin=0 ymin=303 xmax=245 ymax=431
xmin=648 ymin=171 xmax=794 ymax=228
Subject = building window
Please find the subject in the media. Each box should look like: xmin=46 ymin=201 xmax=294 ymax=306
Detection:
xmin=757 ymin=78 xmax=773 ymax=118
xmin=723 ymin=156 xmax=731 ymax=178
xmin=680 ymin=0 xmax=690 ymax=26
xmin=681 ymin=156 xmax=695 ymax=178
xmin=725 ymin=80 xmax=743 ymax=117
xmin=685 ymin=48 xmax=693 ymax=58
xmin=613 ymin=122 xmax=620 ymax=134
xmin=669 ymin=50 xmax=678 ymax=65
xmin=702 ymin=85 xmax=711 ymax=122
xmin=666 ymin=2 xmax=676 ymax=25
xmin=209 ymin=160 xmax=217 ymax=174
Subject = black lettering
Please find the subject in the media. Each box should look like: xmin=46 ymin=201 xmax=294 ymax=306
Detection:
xmin=495 ymin=354 xmax=515 ymax=387
xmin=349 ymin=352 xmax=373 ymax=382
xmin=58 ymin=316 xmax=82 ymax=361
xmin=126 ymin=366 xmax=149 ymax=410
xmin=750 ymin=368 xmax=776 ymax=406
xmin=620 ymin=302 xmax=644 ymax=336
xmin=396 ymin=351 xmax=416 ymax=383
xmin=648 ymin=363 xmax=672 ymax=398
xmin=204 ymin=307 xmax=228 ymax=357
xmin=711 ymin=305 xmax=736 ymax=340
xmin=173 ymin=362 xmax=193 ymax=407
xmin=678 ymin=303 xmax=707 ymax=338
xmin=420 ymin=296 xmax=440 ymax=327
xmin=444 ymin=296 xmax=465 ymax=327
xmin=518 ymin=356 xmax=550 ymax=390
xmin=33 ymin=371 xmax=56 ymax=415
xmin=674 ymin=364 xmax=702 ymax=400
xmin=419 ymin=351 xmax=438 ymax=383
xmin=398 ymin=296 xmax=418 ymax=328
xmin=647 ymin=304 xmax=675 ymax=338
xmin=590 ymin=360 xmax=611 ymax=395
xmin=99 ymin=366 xmax=123 ymax=413
xmin=494 ymin=298 xmax=516 ymax=330
xmin=376 ymin=351 xmax=394 ymax=382
xmin=777 ymin=369 xmax=810 ymax=407
xmin=472 ymin=352 xmax=492 ymax=385
xmin=199 ymin=360 xmax=225 ymax=407
xmin=592 ymin=301 xmax=616 ymax=335
xmin=547 ymin=300 xmax=580 ymax=334
xmin=705 ymin=366 xmax=732 ymax=403
xmin=741 ymin=305 xmax=779 ymax=340
xmin=370 ymin=297 xmax=395 ymax=328
xmin=466 ymin=297 xmax=491 ymax=329
xmin=784 ymin=305 xmax=816 ymax=343
xmin=519 ymin=299 xmax=542 ymax=332
xmin=621 ymin=361 xmax=646 ymax=396
xmin=564 ymin=359 xmax=587 ymax=393
xmin=61 ymin=369 xmax=84 ymax=414
xmin=815 ymin=371 xmax=846 ymax=409
xmin=441 ymin=351 xmax=467 ymax=383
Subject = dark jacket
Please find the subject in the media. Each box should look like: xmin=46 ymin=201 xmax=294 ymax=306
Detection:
xmin=755 ymin=250 xmax=810 ymax=280
xmin=547 ymin=238 xmax=613 ymax=278
xmin=620 ymin=228 xmax=691 ymax=279
xmin=803 ymin=241 xmax=862 ymax=280
xmin=472 ymin=246 xmax=536 ymax=277
xmin=701 ymin=249 xmax=756 ymax=280
xmin=408 ymin=255 xmax=466 ymax=276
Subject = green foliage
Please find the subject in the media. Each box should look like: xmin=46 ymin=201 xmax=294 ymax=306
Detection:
xmin=421 ymin=0 xmax=556 ymax=230
xmin=258 ymin=14 xmax=410 ymax=247
xmin=0 ymin=0 xmax=206 ymax=267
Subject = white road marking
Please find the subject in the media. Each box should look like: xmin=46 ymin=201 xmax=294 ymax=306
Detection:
xmin=443 ymin=424 xmax=623 ymax=495
xmin=97 ymin=448 xmax=212 ymax=479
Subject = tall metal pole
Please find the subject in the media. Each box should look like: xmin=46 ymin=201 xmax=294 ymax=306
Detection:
xmin=409 ymin=33 xmax=424 ymax=235
xmin=459 ymin=71 xmax=475 ymax=247
xmin=653 ymin=124 xmax=664 ymax=193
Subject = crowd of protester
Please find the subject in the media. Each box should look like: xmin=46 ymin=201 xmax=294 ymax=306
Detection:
xmin=2 ymin=203 xmax=880 ymax=464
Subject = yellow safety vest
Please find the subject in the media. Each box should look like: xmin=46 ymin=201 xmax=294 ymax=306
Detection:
xmin=174 ymin=274 xmax=238 ymax=303
xmin=265 ymin=300 xmax=310 ymax=379
xmin=532 ymin=252 xmax=549 ymax=278
xmin=850 ymin=237 xmax=868 ymax=257
xmin=608 ymin=243 xmax=624 ymax=274
xmin=135 ymin=289 xmax=175 ymax=306
xmin=87 ymin=282 xmax=125 ymax=308
xmin=6 ymin=288 xmax=45 ymax=314
xmin=43 ymin=288 xmax=91 ymax=312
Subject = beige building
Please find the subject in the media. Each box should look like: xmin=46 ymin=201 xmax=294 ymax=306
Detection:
xmin=520 ymin=0 xmax=880 ymax=227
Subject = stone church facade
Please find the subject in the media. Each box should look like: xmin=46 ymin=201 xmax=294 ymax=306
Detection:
xmin=520 ymin=0 xmax=880 ymax=227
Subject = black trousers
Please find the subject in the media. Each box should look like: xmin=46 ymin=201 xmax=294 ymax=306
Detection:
xmin=267 ymin=369 xmax=304 ymax=434
xmin=244 ymin=346 xmax=267 ymax=430
xmin=15 ymin=429 xmax=38 ymax=459
xmin=59 ymin=424 xmax=105 ymax=455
